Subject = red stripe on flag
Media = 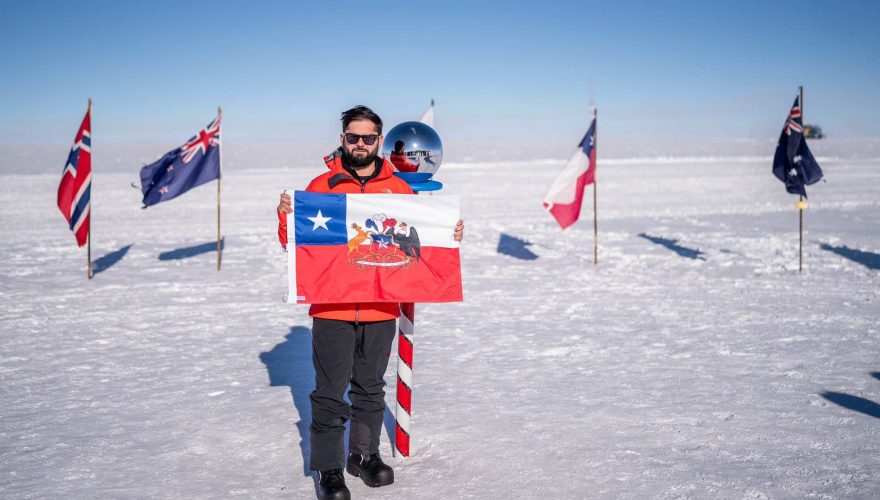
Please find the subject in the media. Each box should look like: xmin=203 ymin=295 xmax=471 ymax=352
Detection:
xmin=545 ymin=149 xmax=596 ymax=229
xmin=295 ymin=246 xmax=462 ymax=303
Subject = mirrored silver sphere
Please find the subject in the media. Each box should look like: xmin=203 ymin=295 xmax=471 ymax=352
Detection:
xmin=382 ymin=121 xmax=443 ymax=180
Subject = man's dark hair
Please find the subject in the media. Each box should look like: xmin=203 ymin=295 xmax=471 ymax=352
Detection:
xmin=341 ymin=105 xmax=383 ymax=135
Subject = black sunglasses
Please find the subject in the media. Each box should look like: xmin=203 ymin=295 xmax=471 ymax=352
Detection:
xmin=344 ymin=133 xmax=379 ymax=145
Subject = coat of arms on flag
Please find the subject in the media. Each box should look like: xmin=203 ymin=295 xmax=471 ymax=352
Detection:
xmin=58 ymin=106 xmax=92 ymax=247
xmin=287 ymin=191 xmax=462 ymax=304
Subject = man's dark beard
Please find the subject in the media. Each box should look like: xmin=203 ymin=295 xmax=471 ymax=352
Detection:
xmin=341 ymin=147 xmax=378 ymax=168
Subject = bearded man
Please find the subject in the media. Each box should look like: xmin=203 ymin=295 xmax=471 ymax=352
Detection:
xmin=276 ymin=106 xmax=463 ymax=500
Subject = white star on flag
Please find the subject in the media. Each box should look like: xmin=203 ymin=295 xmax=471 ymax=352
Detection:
xmin=788 ymin=168 xmax=798 ymax=178
xmin=308 ymin=210 xmax=331 ymax=230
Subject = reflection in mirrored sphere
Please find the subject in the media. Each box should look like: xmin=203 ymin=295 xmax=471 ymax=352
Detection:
xmin=382 ymin=121 xmax=443 ymax=180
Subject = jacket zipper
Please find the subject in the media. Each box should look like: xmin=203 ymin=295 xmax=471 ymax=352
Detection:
xmin=354 ymin=180 xmax=366 ymax=326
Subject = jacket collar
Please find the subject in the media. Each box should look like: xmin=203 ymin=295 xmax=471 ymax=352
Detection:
xmin=323 ymin=147 xmax=397 ymax=189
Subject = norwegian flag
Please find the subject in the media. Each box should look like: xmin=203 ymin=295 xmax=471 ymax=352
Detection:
xmin=57 ymin=107 xmax=92 ymax=246
xmin=543 ymin=116 xmax=596 ymax=229
xmin=772 ymin=94 xmax=823 ymax=198
xmin=139 ymin=114 xmax=221 ymax=207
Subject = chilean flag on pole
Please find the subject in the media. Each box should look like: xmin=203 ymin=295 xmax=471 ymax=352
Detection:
xmin=543 ymin=116 xmax=596 ymax=229
xmin=58 ymin=107 xmax=92 ymax=246
xmin=287 ymin=191 xmax=462 ymax=304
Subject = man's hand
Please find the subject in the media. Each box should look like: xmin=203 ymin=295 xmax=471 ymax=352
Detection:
xmin=278 ymin=192 xmax=292 ymax=214
xmin=454 ymin=219 xmax=464 ymax=242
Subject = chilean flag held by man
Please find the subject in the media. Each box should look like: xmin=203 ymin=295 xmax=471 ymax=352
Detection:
xmin=287 ymin=191 xmax=462 ymax=304
xmin=544 ymin=116 xmax=596 ymax=229
xmin=57 ymin=106 xmax=92 ymax=247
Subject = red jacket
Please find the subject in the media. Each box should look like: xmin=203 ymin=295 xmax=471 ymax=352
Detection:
xmin=389 ymin=152 xmax=419 ymax=173
xmin=278 ymin=152 xmax=414 ymax=322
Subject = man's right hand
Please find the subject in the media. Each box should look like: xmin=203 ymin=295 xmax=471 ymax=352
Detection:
xmin=278 ymin=192 xmax=292 ymax=214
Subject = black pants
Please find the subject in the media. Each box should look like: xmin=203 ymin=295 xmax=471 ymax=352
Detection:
xmin=309 ymin=317 xmax=396 ymax=471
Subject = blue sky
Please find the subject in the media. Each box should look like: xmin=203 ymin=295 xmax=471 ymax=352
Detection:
xmin=1 ymin=0 xmax=878 ymax=147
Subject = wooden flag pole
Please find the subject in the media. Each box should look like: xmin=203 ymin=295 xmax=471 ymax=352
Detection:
xmin=87 ymin=97 xmax=93 ymax=280
xmin=217 ymin=105 xmax=223 ymax=271
xmin=798 ymin=85 xmax=804 ymax=273
xmin=799 ymin=195 xmax=804 ymax=272
xmin=592 ymin=106 xmax=598 ymax=265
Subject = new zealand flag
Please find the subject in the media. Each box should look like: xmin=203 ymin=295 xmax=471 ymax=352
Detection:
xmin=140 ymin=115 xmax=221 ymax=207
xmin=772 ymin=94 xmax=823 ymax=198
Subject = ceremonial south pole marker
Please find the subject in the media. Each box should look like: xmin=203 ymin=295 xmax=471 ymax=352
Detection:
xmin=395 ymin=303 xmax=415 ymax=456
xmin=384 ymin=119 xmax=445 ymax=457
xmin=394 ymin=174 xmax=442 ymax=457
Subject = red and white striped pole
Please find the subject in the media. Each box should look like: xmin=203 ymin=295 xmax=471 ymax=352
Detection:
xmin=395 ymin=302 xmax=415 ymax=456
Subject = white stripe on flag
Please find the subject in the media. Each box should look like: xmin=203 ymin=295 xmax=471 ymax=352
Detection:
xmin=346 ymin=194 xmax=460 ymax=248
xmin=544 ymin=148 xmax=589 ymax=207
xmin=419 ymin=105 xmax=435 ymax=128
xmin=286 ymin=199 xmax=298 ymax=303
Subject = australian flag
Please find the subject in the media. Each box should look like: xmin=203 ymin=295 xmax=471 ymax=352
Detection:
xmin=772 ymin=94 xmax=823 ymax=198
xmin=140 ymin=115 xmax=221 ymax=207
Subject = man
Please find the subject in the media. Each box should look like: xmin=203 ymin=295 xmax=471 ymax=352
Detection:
xmin=277 ymin=106 xmax=464 ymax=500
xmin=389 ymin=139 xmax=418 ymax=172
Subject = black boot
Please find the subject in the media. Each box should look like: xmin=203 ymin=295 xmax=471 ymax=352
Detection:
xmin=346 ymin=453 xmax=394 ymax=487
xmin=316 ymin=469 xmax=350 ymax=500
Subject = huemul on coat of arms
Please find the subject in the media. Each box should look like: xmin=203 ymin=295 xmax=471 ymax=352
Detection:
xmin=347 ymin=213 xmax=421 ymax=269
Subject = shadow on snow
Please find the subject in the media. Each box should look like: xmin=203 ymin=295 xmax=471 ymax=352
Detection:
xmin=819 ymin=243 xmax=880 ymax=270
xmin=821 ymin=391 xmax=880 ymax=420
xmin=638 ymin=233 xmax=706 ymax=261
xmin=92 ymin=244 xmax=133 ymax=275
xmin=259 ymin=325 xmax=399 ymax=481
xmin=158 ymin=238 xmax=224 ymax=261
xmin=821 ymin=373 xmax=880 ymax=420
xmin=260 ymin=326 xmax=315 ymax=478
xmin=497 ymin=233 xmax=539 ymax=261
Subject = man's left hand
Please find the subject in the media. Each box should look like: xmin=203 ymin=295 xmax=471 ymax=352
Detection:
xmin=454 ymin=220 xmax=464 ymax=242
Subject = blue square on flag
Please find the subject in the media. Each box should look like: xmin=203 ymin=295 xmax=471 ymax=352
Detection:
xmin=294 ymin=191 xmax=348 ymax=245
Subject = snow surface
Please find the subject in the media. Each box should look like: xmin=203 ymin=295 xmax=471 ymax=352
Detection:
xmin=1 ymin=152 xmax=879 ymax=499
